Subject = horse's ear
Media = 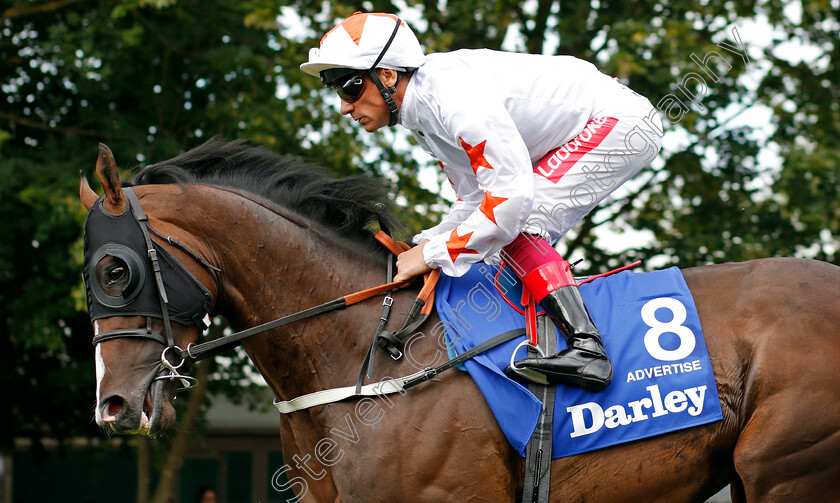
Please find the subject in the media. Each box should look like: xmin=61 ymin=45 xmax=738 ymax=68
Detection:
xmin=79 ymin=171 xmax=98 ymax=210
xmin=95 ymin=143 xmax=125 ymax=213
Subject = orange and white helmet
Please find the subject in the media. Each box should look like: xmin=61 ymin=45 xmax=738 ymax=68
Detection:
xmin=300 ymin=12 xmax=425 ymax=83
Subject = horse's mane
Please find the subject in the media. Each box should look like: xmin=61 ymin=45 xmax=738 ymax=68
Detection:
xmin=126 ymin=137 xmax=402 ymax=249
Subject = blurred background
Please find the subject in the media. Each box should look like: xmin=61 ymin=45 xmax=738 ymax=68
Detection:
xmin=1 ymin=0 xmax=837 ymax=502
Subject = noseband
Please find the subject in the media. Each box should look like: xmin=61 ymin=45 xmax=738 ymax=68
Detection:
xmin=84 ymin=187 xmax=218 ymax=389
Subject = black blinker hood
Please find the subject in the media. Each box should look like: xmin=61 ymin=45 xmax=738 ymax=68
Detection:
xmin=83 ymin=194 xmax=213 ymax=330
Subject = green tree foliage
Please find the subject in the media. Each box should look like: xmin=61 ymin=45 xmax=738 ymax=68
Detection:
xmin=1 ymin=0 xmax=837 ymax=492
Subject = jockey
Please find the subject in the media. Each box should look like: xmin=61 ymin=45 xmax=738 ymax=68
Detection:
xmin=301 ymin=12 xmax=663 ymax=392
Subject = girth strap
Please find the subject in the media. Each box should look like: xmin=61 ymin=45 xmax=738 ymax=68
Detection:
xmin=522 ymin=315 xmax=556 ymax=503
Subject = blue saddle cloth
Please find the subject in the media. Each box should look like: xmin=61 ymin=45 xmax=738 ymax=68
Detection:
xmin=435 ymin=264 xmax=723 ymax=459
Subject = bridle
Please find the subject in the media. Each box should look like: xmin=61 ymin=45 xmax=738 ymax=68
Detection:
xmin=85 ymin=187 xmax=436 ymax=392
xmin=86 ymin=188 xmax=219 ymax=389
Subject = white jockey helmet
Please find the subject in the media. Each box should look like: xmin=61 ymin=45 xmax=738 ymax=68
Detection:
xmin=300 ymin=12 xmax=426 ymax=84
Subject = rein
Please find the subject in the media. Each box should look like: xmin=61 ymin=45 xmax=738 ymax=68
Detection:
xmin=181 ymin=231 xmax=439 ymax=363
xmin=181 ymin=260 xmax=437 ymax=363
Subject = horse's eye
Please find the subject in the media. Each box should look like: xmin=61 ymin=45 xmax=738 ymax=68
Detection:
xmin=108 ymin=267 xmax=126 ymax=284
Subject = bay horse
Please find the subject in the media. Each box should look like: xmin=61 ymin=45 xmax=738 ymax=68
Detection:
xmin=81 ymin=138 xmax=840 ymax=502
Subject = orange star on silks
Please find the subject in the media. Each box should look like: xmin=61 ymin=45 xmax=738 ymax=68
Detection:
xmin=438 ymin=161 xmax=455 ymax=186
xmin=479 ymin=191 xmax=509 ymax=225
xmin=459 ymin=137 xmax=494 ymax=174
xmin=446 ymin=228 xmax=479 ymax=263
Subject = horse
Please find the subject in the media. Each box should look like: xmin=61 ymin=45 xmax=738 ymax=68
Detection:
xmin=80 ymin=138 xmax=840 ymax=503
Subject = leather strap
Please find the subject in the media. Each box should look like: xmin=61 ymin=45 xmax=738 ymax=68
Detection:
xmin=370 ymin=232 xmax=440 ymax=354
xmin=342 ymin=279 xmax=407 ymax=306
xmin=373 ymin=233 xmax=438 ymax=311
xmin=182 ymin=233 xmax=438 ymax=363
xmin=181 ymin=296 xmax=348 ymax=361
xmin=355 ymin=233 xmax=438 ymax=392
xmin=402 ymin=328 xmax=525 ymax=389
xmin=275 ymin=328 xmax=526 ymax=413
xmin=522 ymin=315 xmax=556 ymax=503
xmin=275 ymin=370 xmax=426 ymax=414
xmin=124 ymin=188 xmax=176 ymax=351
xmin=374 ymin=230 xmax=411 ymax=255
xmin=356 ymin=253 xmax=396 ymax=394
xmin=147 ymin=225 xmax=222 ymax=295
xmin=92 ymin=326 xmax=168 ymax=347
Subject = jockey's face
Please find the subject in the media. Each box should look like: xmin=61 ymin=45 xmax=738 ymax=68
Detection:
xmin=339 ymin=69 xmax=399 ymax=133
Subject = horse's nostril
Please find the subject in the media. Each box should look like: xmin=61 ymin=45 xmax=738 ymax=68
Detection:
xmin=108 ymin=396 xmax=124 ymax=416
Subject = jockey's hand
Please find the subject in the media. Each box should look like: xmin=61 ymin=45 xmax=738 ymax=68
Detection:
xmin=394 ymin=240 xmax=433 ymax=283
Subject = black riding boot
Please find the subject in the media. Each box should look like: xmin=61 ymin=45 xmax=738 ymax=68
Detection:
xmin=513 ymin=285 xmax=613 ymax=392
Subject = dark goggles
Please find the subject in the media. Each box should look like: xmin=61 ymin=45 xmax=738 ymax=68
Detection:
xmin=331 ymin=72 xmax=367 ymax=103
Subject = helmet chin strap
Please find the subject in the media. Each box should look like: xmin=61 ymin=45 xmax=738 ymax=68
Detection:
xmin=365 ymin=17 xmax=402 ymax=127
xmin=368 ymin=70 xmax=400 ymax=127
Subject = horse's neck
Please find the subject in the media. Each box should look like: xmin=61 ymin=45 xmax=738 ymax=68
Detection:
xmin=184 ymin=187 xmax=390 ymax=400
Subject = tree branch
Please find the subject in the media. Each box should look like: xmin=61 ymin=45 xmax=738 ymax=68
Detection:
xmin=0 ymin=111 xmax=98 ymax=137
xmin=527 ymin=0 xmax=555 ymax=54
xmin=136 ymin=436 xmax=152 ymax=503
xmin=2 ymin=0 xmax=80 ymax=21
xmin=132 ymin=9 xmax=187 ymax=54
xmin=148 ymin=357 xmax=211 ymax=503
